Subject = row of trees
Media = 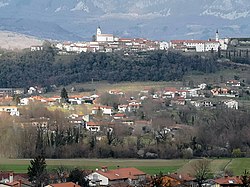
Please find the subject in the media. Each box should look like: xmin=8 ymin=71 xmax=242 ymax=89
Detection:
xmin=0 ymin=49 xmax=221 ymax=87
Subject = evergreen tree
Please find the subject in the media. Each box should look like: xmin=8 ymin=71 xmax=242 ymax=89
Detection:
xmin=60 ymin=87 xmax=69 ymax=103
xmin=67 ymin=168 xmax=89 ymax=187
xmin=27 ymin=155 xmax=48 ymax=187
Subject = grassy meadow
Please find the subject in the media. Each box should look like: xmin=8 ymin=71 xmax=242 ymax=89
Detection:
xmin=0 ymin=158 xmax=249 ymax=176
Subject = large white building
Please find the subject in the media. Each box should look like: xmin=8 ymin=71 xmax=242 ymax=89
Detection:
xmin=96 ymin=26 xmax=114 ymax=42
xmin=170 ymin=39 xmax=220 ymax=52
xmin=170 ymin=31 xmax=222 ymax=52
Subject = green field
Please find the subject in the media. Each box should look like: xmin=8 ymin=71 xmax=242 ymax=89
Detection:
xmin=0 ymin=158 xmax=249 ymax=175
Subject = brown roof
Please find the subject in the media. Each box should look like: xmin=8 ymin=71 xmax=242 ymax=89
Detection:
xmin=167 ymin=173 xmax=195 ymax=182
xmin=114 ymin=113 xmax=126 ymax=117
xmin=214 ymin=176 xmax=242 ymax=185
xmin=96 ymin=167 xmax=145 ymax=181
xmin=0 ymin=172 xmax=28 ymax=181
xmin=49 ymin=182 xmax=81 ymax=187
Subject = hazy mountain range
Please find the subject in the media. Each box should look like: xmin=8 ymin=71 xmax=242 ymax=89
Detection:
xmin=0 ymin=0 xmax=250 ymax=41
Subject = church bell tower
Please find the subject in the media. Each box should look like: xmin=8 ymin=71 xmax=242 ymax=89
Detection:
xmin=97 ymin=26 xmax=102 ymax=35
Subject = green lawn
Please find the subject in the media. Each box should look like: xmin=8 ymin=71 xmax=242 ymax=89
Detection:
xmin=0 ymin=158 xmax=249 ymax=176
xmin=0 ymin=159 xmax=188 ymax=175
xmin=226 ymin=158 xmax=250 ymax=175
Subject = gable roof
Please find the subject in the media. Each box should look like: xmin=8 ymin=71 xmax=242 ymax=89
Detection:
xmin=214 ymin=176 xmax=242 ymax=185
xmin=48 ymin=182 xmax=81 ymax=187
xmin=167 ymin=173 xmax=195 ymax=182
xmin=96 ymin=167 xmax=145 ymax=181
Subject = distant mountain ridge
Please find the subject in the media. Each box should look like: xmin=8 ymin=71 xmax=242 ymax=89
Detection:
xmin=0 ymin=0 xmax=250 ymax=41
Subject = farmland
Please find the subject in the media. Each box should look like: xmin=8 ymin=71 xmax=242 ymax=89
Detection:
xmin=0 ymin=158 xmax=249 ymax=176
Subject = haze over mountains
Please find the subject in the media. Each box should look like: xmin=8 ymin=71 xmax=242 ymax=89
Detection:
xmin=0 ymin=0 xmax=250 ymax=41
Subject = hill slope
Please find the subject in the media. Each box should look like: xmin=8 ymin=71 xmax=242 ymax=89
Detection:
xmin=0 ymin=31 xmax=43 ymax=50
xmin=0 ymin=0 xmax=250 ymax=40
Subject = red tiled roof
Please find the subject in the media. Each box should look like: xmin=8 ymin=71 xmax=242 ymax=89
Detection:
xmin=171 ymin=40 xmax=205 ymax=44
xmin=96 ymin=167 xmax=145 ymax=181
xmin=164 ymin=88 xmax=178 ymax=92
xmin=49 ymin=182 xmax=81 ymax=187
xmin=87 ymin=121 xmax=100 ymax=126
xmin=214 ymin=176 xmax=242 ymax=185
xmin=167 ymin=173 xmax=195 ymax=182
xmin=114 ymin=113 xmax=126 ymax=117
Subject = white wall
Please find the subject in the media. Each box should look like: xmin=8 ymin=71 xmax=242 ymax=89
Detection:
xmin=88 ymin=172 xmax=109 ymax=186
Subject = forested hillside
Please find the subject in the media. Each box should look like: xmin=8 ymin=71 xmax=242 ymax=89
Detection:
xmin=0 ymin=48 xmax=220 ymax=88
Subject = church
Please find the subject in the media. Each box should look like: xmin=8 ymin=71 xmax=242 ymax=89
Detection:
xmin=96 ymin=26 xmax=114 ymax=42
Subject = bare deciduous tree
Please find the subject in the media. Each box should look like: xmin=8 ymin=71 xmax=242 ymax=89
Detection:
xmin=192 ymin=159 xmax=211 ymax=187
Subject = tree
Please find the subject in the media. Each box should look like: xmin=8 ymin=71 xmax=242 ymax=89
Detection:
xmin=12 ymin=95 xmax=20 ymax=106
xmin=61 ymin=87 xmax=69 ymax=103
xmin=241 ymin=170 xmax=250 ymax=187
xmin=218 ymin=46 xmax=221 ymax=58
xmin=27 ymin=155 xmax=48 ymax=187
xmin=67 ymin=168 xmax=89 ymax=187
xmin=192 ymin=159 xmax=211 ymax=187
xmin=53 ymin=165 xmax=69 ymax=183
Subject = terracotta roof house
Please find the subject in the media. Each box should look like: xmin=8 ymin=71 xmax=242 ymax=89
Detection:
xmin=214 ymin=176 xmax=243 ymax=187
xmin=87 ymin=167 xmax=146 ymax=186
xmin=0 ymin=172 xmax=31 ymax=187
xmin=45 ymin=182 xmax=80 ymax=187
xmin=161 ymin=173 xmax=196 ymax=187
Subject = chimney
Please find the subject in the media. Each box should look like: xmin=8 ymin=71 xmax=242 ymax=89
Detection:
xmin=101 ymin=166 xmax=108 ymax=172
xmin=9 ymin=172 xmax=14 ymax=183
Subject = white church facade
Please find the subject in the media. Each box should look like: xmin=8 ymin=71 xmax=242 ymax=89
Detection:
xmin=96 ymin=26 xmax=115 ymax=42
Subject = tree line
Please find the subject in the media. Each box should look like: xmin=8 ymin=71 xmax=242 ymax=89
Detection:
xmin=0 ymin=48 xmax=221 ymax=88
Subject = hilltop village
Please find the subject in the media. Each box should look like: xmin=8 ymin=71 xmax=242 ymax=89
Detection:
xmin=31 ymin=27 xmax=250 ymax=54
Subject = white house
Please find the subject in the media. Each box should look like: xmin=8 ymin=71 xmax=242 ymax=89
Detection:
xmin=28 ymin=87 xmax=37 ymax=95
xmin=0 ymin=106 xmax=20 ymax=116
xmin=118 ymin=104 xmax=128 ymax=113
xmin=87 ymin=167 xmax=146 ymax=186
xmin=184 ymin=40 xmax=205 ymax=52
xmin=226 ymin=80 xmax=241 ymax=87
xmin=160 ymin=41 xmax=169 ymax=50
xmin=30 ymin=46 xmax=43 ymax=51
xmin=68 ymin=98 xmax=83 ymax=105
xmin=188 ymin=88 xmax=202 ymax=97
xmin=204 ymin=40 xmax=220 ymax=52
xmin=92 ymin=106 xmax=114 ymax=116
xmin=223 ymin=99 xmax=239 ymax=110
xmin=128 ymin=101 xmax=141 ymax=112
xmin=85 ymin=121 xmax=100 ymax=132
xmin=20 ymin=98 xmax=29 ymax=105
xmin=100 ymin=106 xmax=114 ymax=116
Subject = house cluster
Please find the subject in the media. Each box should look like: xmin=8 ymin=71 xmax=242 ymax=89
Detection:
xmin=54 ymin=29 xmax=230 ymax=54
xmin=0 ymin=79 xmax=241 ymax=126
xmin=169 ymin=30 xmax=230 ymax=52
xmin=0 ymin=169 xmax=245 ymax=187
xmin=37 ymin=28 xmax=232 ymax=54
xmin=54 ymin=26 xmax=162 ymax=54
